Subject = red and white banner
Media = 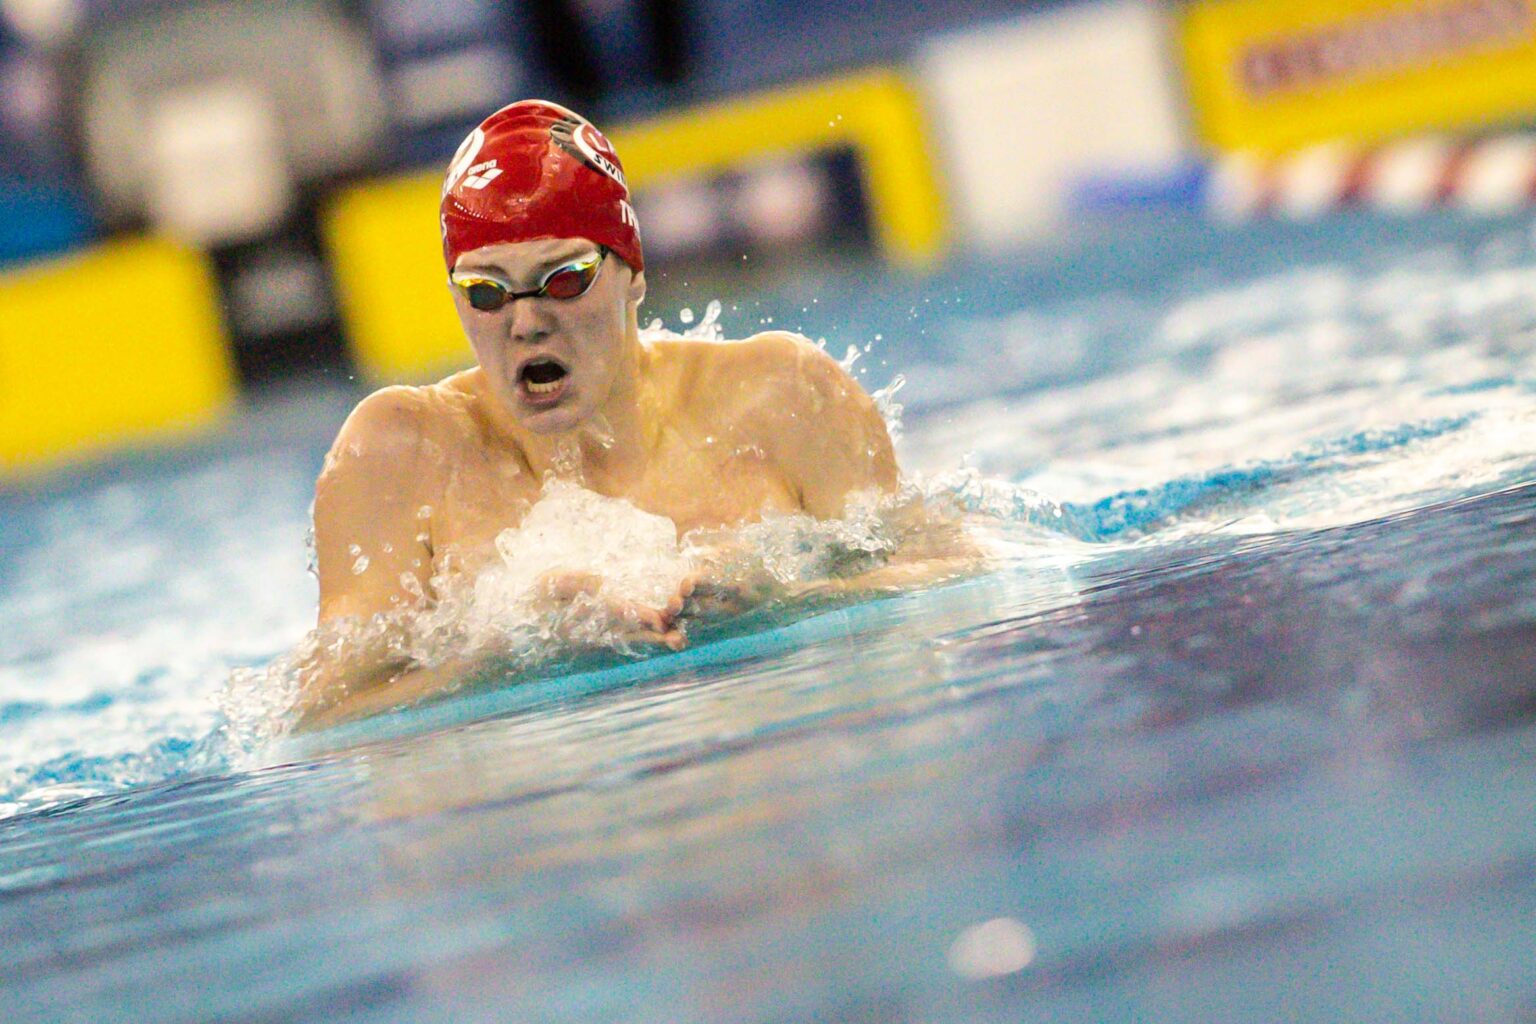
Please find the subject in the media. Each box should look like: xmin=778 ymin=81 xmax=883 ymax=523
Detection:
xmin=1212 ymin=136 xmax=1536 ymax=219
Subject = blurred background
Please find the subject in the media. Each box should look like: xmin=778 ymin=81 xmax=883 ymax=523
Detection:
xmin=7 ymin=0 xmax=1536 ymax=472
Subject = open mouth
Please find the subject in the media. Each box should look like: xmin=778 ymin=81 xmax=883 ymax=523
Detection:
xmin=518 ymin=358 xmax=569 ymax=399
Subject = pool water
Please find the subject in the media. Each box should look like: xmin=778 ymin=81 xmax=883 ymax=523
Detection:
xmin=3 ymin=213 xmax=1535 ymax=1022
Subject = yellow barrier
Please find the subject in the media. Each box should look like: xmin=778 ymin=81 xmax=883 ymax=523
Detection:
xmin=1182 ymin=0 xmax=1536 ymax=154
xmin=324 ymin=69 xmax=950 ymax=383
xmin=0 ymin=237 xmax=236 ymax=473
xmin=615 ymin=70 xmax=948 ymax=267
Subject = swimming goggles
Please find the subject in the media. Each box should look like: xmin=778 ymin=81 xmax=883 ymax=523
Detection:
xmin=450 ymin=246 xmax=608 ymax=311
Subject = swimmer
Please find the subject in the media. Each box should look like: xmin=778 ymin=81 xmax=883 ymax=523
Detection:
xmin=298 ymin=100 xmax=976 ymax=729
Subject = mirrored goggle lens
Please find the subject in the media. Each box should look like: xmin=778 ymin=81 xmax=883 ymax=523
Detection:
xmin=541 ymin=260 xmax=600 ymax=300
xmin=464 ymin=281 xmax=510 ymax=311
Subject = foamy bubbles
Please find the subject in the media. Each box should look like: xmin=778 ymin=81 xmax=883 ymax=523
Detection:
xmin=947 ymin=918 xmax=1038 ymax=979
xmin=448 ymin=480 xmax=693 ymax=651
xmin=208 ymin=469 xmax=1049 ymax=761
xmin=209 ymin=311 xmax=1069 ymax=752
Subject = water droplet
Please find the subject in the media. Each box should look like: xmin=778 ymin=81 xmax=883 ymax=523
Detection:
xmin=948 ymin=918 xmax=1037 ymax=980
xmin=679 ymin=307 xmax=694 ymax=324
xmin=304 ymin=522 xmax=318 ymax=579
xmin=347 ymin=543 xmax=362 ymax=557
xmin=416 ymin=505 xmax=433 ymax=520
xmin=381 ymin=542 xmax=393 ymax=554
xmin=351 ymin=555 xmax=370 ymax=575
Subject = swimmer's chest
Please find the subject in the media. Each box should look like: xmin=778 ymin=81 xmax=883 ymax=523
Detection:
xmin=433 ymin=435 xmax=799 ymax=566
xmin=630 ymin=427 xmax=800 ymax=528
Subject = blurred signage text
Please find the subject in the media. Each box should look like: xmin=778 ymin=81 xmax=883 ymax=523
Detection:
xmin=1183 ymin=0 xmax=1536 ymax=152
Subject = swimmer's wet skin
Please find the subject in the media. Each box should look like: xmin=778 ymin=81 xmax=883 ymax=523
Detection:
xmin=297 ymin=101 xmax=980 ymax=731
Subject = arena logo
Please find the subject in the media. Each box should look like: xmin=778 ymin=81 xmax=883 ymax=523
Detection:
xmin=551 ymin=117 xmax=629 ymax=191
xmin=443 ymin=127 xmax=487 ymax=197
xmin=1239 ymin=0 xmax=1535 ymax=99
xmin=460 ymin=161 xmax=502 ymax=190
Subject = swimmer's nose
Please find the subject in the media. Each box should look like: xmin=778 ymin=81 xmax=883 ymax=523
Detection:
xmin=507 ymin=295 xmax=551 ymax=342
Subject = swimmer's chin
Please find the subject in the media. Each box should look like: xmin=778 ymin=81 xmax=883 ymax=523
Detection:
xmin=517 ymin=411 xmax=596 ymax=438
xmin=503 ymin=386 xmax=594 ymax=433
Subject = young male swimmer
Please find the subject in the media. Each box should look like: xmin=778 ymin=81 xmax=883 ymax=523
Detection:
xmin=299 ymin=101 xmax=974 ymax=729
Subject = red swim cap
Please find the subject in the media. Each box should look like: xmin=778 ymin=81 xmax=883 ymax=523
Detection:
xmin=440 ymin=100 xmax=643 ymax=273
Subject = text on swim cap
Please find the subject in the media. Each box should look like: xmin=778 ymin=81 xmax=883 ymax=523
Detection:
xmin=461 ymin=161 xmax=502 ymax=190
xmin=550 ymin=117 xmax=628 ymax=191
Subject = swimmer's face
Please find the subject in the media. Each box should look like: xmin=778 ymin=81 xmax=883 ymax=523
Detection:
xmin=451 ymin=237 xmax=645 ymax=434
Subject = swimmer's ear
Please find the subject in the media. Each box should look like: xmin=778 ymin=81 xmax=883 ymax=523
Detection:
xmin=626 ymin=268 xmax=646 ymax=306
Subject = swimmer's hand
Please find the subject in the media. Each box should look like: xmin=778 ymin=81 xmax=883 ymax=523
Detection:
xmin=293 ymin=571 xmax=698 ymax=733
xmin=676 ymin=543 xmax=780 ymax=622
xmin=678 ymin=514 xmax=985 ymax=613
xmin=782 ymin=551 xmax=982 ymax=599
xmin=534 ymin=570 xmax=692 ymax=651
xmin=679 ymin=578 xmax=765 ymax=619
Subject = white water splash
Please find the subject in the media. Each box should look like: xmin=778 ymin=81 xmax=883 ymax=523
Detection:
xmin=12 ymin=234 xmax=1536 ymax=814
xmin=644 ymin=299 xmax=726 ymax=341
xmin=209 ymin=473 xmax=993 ymax=767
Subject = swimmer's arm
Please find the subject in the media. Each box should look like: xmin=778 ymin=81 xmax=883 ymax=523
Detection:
xmin=754 ymin=333 xmax=900 ymax=520
xmin=295 ymin=574 xmax=690 ymax=732
xmin=790 ymin=524 xmax=984 ymax=598
xmin=302 ymin=387 xmax=443 ymax=723
xmin=293 ymin=651 xmax=485 ymax=732
xmin=717 ymin=334 xmax=985 ymax=602
xmin=682 ymin=526 xmax=981 ymax=615
xmin=314 ymin=386 xmax=439 ymax=623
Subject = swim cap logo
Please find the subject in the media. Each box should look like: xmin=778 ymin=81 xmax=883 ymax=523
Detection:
xmin=443 ymin=127 xmax=487 ymax=197
xmin=550 ymin=117 xmax=628 ymax=191
xmin=461 ymin=160 xmax=502 ymax=190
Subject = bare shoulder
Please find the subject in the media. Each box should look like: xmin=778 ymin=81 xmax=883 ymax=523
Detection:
xmin=313 ymin=382 xmax=463 ymax=620
xmin=733 ymin=331 xmax=879 ymax=430
xmin=323 ymin=372 xmax=484 ymax=471
xmin=666 ymin=331 xmax=868 ymax=423
xmin=314 ymin=389 xmax=427 ymax=550
xmin=666 ymin=331 xmax=896 ymax=514
xmin=733 ymin=330 xmax=847 ymax=381
xmin=328 ymin=384 xmax=432 ymax=458
xmin=318 ymin=383 xmax=470 ymax=520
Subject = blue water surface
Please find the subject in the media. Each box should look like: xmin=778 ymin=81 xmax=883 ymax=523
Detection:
xmin=2 ymin=212 xmax=1535 ymax=1022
